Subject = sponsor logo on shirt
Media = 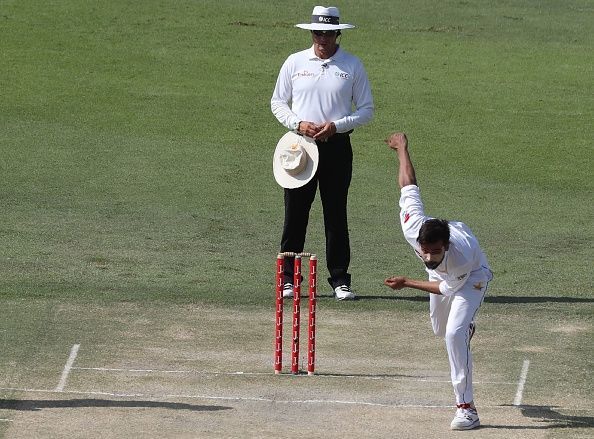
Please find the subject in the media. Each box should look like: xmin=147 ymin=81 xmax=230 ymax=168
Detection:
xmin=403 ymin=212 xmax=411 ymax=223
xmin=457 ymin=273 xmax=468 ymax=281
xmin=294 ymin=71 xmax=315 ymax=79
xmin=334 ymin=72 xmax=350 ymax=80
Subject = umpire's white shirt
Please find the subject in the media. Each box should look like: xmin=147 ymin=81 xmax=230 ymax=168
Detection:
xmin=271 ymin=46 xmax=374 ymax=133
xmin=399 ymin=185 xmax=492 ymax=296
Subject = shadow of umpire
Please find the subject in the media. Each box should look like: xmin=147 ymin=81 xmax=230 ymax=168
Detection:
xmin=0 ymin=398 xmax=232 ymax=412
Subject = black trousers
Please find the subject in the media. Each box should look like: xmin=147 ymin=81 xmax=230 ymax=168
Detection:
xmin=280 ymin=133 xmax=353 ymax=289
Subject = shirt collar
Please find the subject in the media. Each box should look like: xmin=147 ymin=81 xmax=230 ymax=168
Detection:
xmin=307 ymin=45 xmax=342 ymax=63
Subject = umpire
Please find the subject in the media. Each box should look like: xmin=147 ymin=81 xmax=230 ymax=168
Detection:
xmin=270 ymin=6 xmax=374 ymax=300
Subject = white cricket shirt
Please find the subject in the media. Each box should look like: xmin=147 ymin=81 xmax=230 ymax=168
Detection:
xmin=271 ymin=46 xmax=374 ymax=133
xmin=399 ymin=185 xmax=491 ymax=296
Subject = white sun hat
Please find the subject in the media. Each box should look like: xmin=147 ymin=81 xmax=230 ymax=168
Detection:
xmin=273 ymin=132 xmax=319 ymax=189
xmin=295 ymin=6 xmax=355 ymax=31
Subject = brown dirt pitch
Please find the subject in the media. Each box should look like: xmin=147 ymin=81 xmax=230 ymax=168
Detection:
xmin=0 ymin=300 xmax=592 ymax=438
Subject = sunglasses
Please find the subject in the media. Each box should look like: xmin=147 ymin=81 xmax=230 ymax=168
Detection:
xmin=312 ymin=30 xmax=338 ymax=37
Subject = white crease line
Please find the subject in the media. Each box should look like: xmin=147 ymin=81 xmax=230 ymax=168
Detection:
xmin=74 ymin=367 xmax=196 ymax=374
xmin=0 ymin=419 xmax=13 ymax=422
xmin=1 ymin=387 xmax=145 ymax=399
xmin=513 ymin=359 xmax=530 ymax=406
xmin=55 ymin=344 xmax=80 ymax=392
xmin=71 ymin=367 xmax=515 ymax=385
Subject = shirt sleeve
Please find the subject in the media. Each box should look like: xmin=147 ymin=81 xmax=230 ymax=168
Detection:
xmin=271 ymin=56 xmax=301 ymax=131
xmin=399 ymin=185 xmax=428 ymax=247
xmin=333 ymin=60 xmax=374 ymax=133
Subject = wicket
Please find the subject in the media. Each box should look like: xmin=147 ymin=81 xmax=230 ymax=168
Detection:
xmin=274 ymin=252 xmax=317 ymax=375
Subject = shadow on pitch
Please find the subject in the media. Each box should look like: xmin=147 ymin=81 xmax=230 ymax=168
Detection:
xmin=352 ymin=295 xmax=594 ymax=304
xmin=482 ymin=405 xmax=594 ymax=430
xmin=314 ymin=372 xmax=425 ymax=380
xmin=0 ymin=399 xmax=232 ymax=412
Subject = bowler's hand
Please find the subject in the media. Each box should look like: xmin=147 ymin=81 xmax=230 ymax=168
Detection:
xmin=313 ymin=122 xmax=336 ymax=142
xmin=384 ymin=276 xmax=407 ymax=290
xmin=385 ymin=132 xmax=408 ymax=151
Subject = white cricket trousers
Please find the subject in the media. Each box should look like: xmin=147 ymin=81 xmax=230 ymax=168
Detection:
xmin=429 ymin=270 xmax=490 ymax=404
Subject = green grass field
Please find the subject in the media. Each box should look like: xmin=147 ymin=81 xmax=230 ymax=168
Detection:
xmin=1 ymin=1 xmax=592 ymax=437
